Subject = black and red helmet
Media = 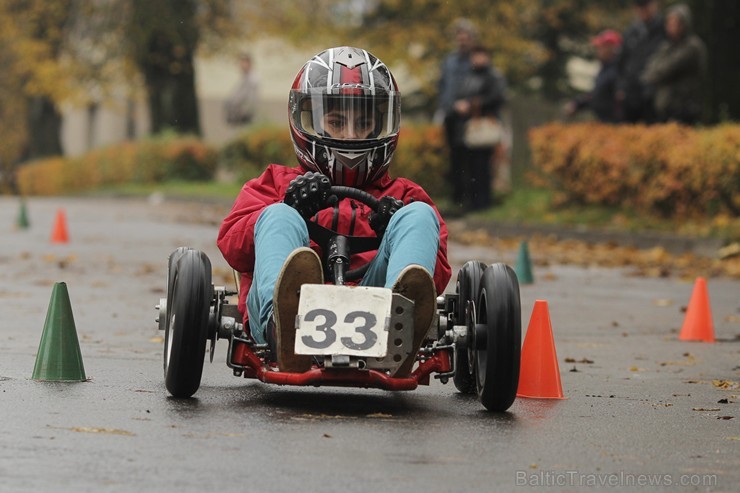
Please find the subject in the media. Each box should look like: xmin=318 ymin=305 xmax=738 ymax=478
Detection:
xmin=289 ymin=47 xmax=401 ymax=188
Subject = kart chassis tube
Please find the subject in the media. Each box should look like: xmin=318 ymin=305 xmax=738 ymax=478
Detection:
xmin=230 ymin=339 xmax=452 ymax=391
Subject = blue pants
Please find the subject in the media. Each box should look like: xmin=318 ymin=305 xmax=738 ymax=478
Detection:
xmin=247 ymin=202 xmax=440 ymax=344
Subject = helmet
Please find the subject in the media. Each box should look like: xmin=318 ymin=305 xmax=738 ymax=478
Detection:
xmin=289 ymin=47 xmax=401 ymax=188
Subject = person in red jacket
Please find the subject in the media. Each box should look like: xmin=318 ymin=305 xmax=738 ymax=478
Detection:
xmin=218 ymin=47 xmax=451 ymax=376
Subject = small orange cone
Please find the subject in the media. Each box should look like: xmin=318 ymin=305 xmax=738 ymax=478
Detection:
xmin=50 ymin=208 xmax=69 ymax=244
xmin=517 ymin=300 xmax=565 ymax=399
xmin=679 ymin=277 xmax=715 ymax=343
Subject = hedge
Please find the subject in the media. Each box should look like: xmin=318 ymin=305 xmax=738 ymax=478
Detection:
xmin=16 ymin=125 xmax=451 ymax=198
xmin=18 ymin=134 xmax=217 ymax=196
xmin=529 ymin=122 xmax=740 ymax=218
xmin=220 ymin=123 xmax=449 ymax=198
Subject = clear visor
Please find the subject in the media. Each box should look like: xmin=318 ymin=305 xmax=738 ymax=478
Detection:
xmin=291 ymin=91 xmax=400 ymax=141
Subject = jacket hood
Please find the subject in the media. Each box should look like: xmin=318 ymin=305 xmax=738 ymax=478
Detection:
xmin=668 ymin=4 xmax=693 ymax=35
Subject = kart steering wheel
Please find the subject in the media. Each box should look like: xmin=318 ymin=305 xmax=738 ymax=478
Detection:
xmin=304 ymin=186 xmax=384 ymax=282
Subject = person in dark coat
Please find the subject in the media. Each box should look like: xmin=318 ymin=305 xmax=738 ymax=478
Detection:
xmin=448 ymin=44 xmax=506 ymax=211
xmin=642 ymin=4 xmax=707 ymax=124
xmin=616 ymin=0 xmax=665 ymax=123
xmin=565 ymin=29 xmax=623 ymax=123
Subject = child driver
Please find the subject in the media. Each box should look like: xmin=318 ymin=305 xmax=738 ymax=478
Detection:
xmin=218 ymin=47 xmax=451 ymax=377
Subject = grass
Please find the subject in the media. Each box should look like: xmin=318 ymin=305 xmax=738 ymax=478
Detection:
xmin=89 ymin=180 xmax=243 ymax=202
xmin=463 ymin=186 xmax=740 ymax=242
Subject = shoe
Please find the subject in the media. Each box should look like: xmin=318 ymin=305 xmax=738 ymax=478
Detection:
xmin=273 ymin=247 xmax=324 ymax=372
xmin=391 ymin=265 xmax=436 ymax=377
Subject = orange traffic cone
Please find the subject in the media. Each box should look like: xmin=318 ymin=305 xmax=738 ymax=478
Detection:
xmin=50 ymin=208 xmax=69 ymax=244
xmin=679 ymin=277 xmax=715 ymax=343
xmin=517 ymin=300 xmax=565 ymax=399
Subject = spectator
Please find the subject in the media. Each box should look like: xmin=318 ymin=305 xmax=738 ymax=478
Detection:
xmin=224 ymin=53 xmax=260 ymax=126
xmin=642 ymin=4 xmax=707 ymax=125
xmin=436 ymin=19 xmax=474 ymax=210
xmin=436 ymin=18 xmax=476 ymax=125
xmin=616 ymin=0 xmax=665 ymax=123
xmin=449 ymin=44 xmax=507 ymax=211
xmin=564 ymin=29 xmax=623 ymax=123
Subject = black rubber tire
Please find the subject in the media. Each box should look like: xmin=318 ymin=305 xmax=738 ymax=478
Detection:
xmin=165 ymin=247 xmax=192 ymax=327
xmin=474 ymin=263 xmax=521 ymax=412
xmin=453 ymin=261 xmax=487 ymax=394
xmin=164 ymin=249 xmax=213 ymax=398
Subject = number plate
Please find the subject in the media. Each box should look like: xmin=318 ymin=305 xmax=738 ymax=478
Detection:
xmin=294 ymin=285 xmax=391 ymax=357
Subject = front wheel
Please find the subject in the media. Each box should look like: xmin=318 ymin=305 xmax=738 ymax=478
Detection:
xmin=474 ymin=263 xmax=521 ymax=412
xmin=453 ymin=261 xmax=487 ymax=394
xmin=164 ymin=249 xmax=213 ymax=398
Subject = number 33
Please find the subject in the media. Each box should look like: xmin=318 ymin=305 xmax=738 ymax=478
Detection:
xmin=301 ymin=309 xmax=377 ymax=351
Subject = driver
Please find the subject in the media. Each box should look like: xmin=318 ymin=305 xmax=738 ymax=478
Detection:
xmin=217 ymin=47 xmax=451 ymax=376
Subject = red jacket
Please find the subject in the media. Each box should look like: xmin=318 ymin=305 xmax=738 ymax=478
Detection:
xmin=217 ymin=164 xmax=452 ymax=320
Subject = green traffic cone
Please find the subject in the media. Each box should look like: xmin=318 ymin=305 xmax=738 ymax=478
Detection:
xmin=17 ymin=199 xmax=30 ymax=229
xmin=515 ymin=240 xmax=534 ymax=284
xmin=32 ymin=282 xmax=87 ymax=381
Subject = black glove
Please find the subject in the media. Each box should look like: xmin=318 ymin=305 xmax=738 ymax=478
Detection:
xmin=369 ymin=196 xmax=404 ymax=236
xmin=284 ymin=172 xmax=336 ymax=218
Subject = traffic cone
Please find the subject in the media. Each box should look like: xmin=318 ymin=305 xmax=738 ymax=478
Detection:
xmin=679 ymin=277 xmax=715 ymax=343
xmin=515 ymin=240 xmax=534 ymax=284
xmin=50 ymin=208 xmax=69 ymax=244
xmin=17 ymin=199 xmax=30 ymax=229
xmin=32 ymin=282 xmax=87 ymax=381
xmin=517 ymin=300 xmax=565 ymax=399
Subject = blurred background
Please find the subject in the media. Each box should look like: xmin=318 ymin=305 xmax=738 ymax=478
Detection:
xmin=1 ymin=0 xmax=738 ymax=222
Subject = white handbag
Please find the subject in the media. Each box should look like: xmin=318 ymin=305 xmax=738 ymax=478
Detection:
xmin=463 ymin=117 xmax=502 ymax=148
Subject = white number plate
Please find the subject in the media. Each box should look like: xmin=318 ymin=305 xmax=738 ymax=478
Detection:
xmin=294 ymin=284 xmax=391 ymax=357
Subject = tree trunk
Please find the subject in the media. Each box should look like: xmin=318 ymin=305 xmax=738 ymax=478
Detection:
xmin=132 ymin=0 xmax=201 ymax=136
xmin=690 ymin=0 xmax=740 ymax=123
xmin=26 ymin=96 xmax=64 ymax=159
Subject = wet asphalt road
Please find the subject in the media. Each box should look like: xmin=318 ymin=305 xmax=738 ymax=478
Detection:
xmin=1 ymin=196 xmax=738 ymax=493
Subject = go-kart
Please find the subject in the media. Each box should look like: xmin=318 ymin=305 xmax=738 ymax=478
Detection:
xmin=156 ymin=187 xmax=521 ymax=412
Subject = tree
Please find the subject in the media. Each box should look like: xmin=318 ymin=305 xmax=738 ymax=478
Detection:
xmin=126 ymin=1 xmax=201 ymax=135
xmin=0 ymin=0 xmax=77 ymax=161
xmin=688 ymin=0 xmax=740 ymax=123
xmin=246 ymin=0 xmax=635 ymax=110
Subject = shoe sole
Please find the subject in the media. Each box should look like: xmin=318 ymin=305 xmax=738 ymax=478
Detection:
xmin=273 ymin=247 xmax=324 ymax=372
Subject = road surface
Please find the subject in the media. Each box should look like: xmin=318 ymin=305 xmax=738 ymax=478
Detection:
xmin=1 ymin=196 xmax=738 ymax=492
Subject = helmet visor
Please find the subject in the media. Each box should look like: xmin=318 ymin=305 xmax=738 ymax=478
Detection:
xmin=291 ymin=91 xmax=400 ymax=141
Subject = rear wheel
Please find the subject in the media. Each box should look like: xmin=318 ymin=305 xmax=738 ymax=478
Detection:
xmin=164 ymin=249 xmax=213 ymax=398
xmin=474 ymin=263 xmax=521 ymax=412
xmin=453 ymin=261 xmax=487 ymax=393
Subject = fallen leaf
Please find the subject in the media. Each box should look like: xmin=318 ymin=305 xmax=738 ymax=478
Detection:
xmin=150 ymin=336 xmax=164 ymax=344
xmin=565 ymin=357 xmax=594 ymax=364
xmin=659 ymin=354 xmax=696 ymax=367
xmin=713 ymin=380 xmax=739 ymax=390
xmin=67 ymin=427 xmax=134 ymax=436
xmin=653 ymin=299 xmax=674 ymax=307
xmin=717 ymin=416 xmax=734 ymax=420
xmin=692 ymin=407 xmax=721 ymax=412
xmin=718 ymin=242 xmax=740 ymax=260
